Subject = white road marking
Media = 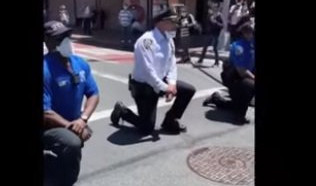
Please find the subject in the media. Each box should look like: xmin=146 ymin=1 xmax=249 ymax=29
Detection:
xmin=92 ymin=70 xmax=129 ymax=84
xmin=89 ymin=87 xmax=226 ymax=123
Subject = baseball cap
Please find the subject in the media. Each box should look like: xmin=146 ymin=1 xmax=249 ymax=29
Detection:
xmin=44 ymin=20 xmax=72 ymax=38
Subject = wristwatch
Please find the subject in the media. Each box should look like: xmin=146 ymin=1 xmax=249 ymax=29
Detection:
xmin=80 ymin=114 xmax=89 ymax=123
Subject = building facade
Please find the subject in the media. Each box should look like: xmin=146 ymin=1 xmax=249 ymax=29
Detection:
xmin=45 ymin=0 xmax=232 ymax=31
xmin=45 ymin=0 xmax=233 ymax=50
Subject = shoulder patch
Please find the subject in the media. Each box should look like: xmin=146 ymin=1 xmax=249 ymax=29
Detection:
xmin=235 ymin=45 xmax=244 ymax=56
xmin=143 ymin=39 xmax=153 ymax=50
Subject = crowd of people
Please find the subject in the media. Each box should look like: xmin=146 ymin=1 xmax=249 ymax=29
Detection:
xmin=43 ymin=1 xmax=255 ymax=185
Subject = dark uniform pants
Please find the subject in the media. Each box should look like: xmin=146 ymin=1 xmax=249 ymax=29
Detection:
xmin=43 ymin=128 xmax=82 ymax=186
xmin=121 ymin=79 xmax=196 ymax=134
xmin=219 ymin=68 xmax=255 ymax=117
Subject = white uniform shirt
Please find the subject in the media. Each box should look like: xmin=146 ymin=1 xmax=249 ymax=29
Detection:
xmin=230 ymin=4 xmax=249 ymax=25
xmin=43 ymin=42 xmax=48 ymax=55
xmin=132 ymin=27 xmax=177 ymax=94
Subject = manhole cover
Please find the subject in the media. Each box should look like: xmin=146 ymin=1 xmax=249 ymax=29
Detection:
xmin=187 ymin=146 xmax=254 ymax=185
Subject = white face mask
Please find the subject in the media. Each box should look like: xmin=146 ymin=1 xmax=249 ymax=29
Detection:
xmin=56 ymin=37 xmax=74 ymax=58
xmin=165 ymin=31 xmax=176 ymax=39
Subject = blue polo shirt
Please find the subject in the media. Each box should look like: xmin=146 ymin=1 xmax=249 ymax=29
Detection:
xmin=44 ymin=52 xmax=99 ymax=121
xmin=230 ymin=39 xmax=255 ymax=73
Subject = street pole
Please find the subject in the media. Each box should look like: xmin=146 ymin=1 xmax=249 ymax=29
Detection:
xmin=73 ymin=0 xmax=78 ymax=26
xmin=147 ymin=0 xmax=153 ymax=30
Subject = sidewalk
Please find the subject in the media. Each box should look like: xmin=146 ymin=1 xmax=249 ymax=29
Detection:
xmin=72 ymin=27 xmax=230 ymax=60
xmin=72 ymin=27 xmax=229 ymax=84
xmin=72 ymin=28 xmax=127 ymax=51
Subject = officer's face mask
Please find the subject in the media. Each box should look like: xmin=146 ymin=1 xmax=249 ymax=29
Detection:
xmin=165 ymin=31 xmax=176 ymax=39
xmin=56 ymin=37 xmax=74 ymax=58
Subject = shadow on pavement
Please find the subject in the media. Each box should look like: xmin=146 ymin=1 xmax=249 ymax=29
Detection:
xmin=191 ymin=63 xmax=213 ymax=69
xmin=107 ymin=125 xmax=160 ymax=146
xmin=204 ymin=108 xmax=242 ymax=126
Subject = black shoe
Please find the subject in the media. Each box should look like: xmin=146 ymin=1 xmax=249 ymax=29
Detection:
xmin=161 ymin=119 xmax=187 ymax=134
xmin=197 ymin=59 xmax=203 ymax=64
xmin=110 ymin=101 xmax=125 ymax=126
xmin=202 ymin=91 xmax=221 ymax=106
xmin=211 ymin=62 xmax=219 ymax=68
xmin=233 ymin=116 xmax=250 ymax=125
xmin=184 ymin=58 xmax=191 ymax=63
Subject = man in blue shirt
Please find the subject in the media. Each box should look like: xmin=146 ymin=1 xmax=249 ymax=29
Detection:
xmin=203 ymin=21 xmax=254 ymax=124
xmin=43 ymin=21 xmax=99 ymax=186
xmin=110 ymin=9 xmax=196 ymax=135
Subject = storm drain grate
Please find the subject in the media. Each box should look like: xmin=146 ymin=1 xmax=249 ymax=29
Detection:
xmin=187 ymin=146 xmax=254 ymax=185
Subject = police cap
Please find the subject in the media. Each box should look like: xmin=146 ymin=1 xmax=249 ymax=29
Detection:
xmin=153 ymin=8 xmax=178 ymax=24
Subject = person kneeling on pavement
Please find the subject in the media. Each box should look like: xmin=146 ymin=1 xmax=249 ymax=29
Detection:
xmin=43 ymin=21 xmax=100 ymax=186
xmin=203 ymin=21 xmax=254 ymax=124
xmin=110 ymin=8 xmax=196 ymax=135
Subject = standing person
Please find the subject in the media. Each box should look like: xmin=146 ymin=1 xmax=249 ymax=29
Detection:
xmin=197 ymin=1 xmax=224 ymax=67
xmin=110 ymin=9 xmax=196 ymax=135
xmin=176 ymin=6 xmax=197 ymax=63
xmin=228 ymin=0 xmax=249 ymax=43
xmin=59 ymin=5 xmax=70 ymax=26
xmin=43 ymin=21 xmax=99 ymax=186
xmin=203 ymin=22 xmax=254 ymax=124
xmin=100 ymin=9 xmax=106 ymax=30
xmin=129 ymin=0 xmax=146 ymax=41
xmin=92 ymin=9 xmax=98 ymax=29
xmin=118 ymin=3 xmax=134 ymax=45
xmin=82 ymin=5 xmax=92 ymax=35
xmin=177 ymin=6 xmax=199 ymax=63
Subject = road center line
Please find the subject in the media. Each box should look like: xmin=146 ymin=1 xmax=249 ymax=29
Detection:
xmin=89 ymin=87 xmax=225 ymax=123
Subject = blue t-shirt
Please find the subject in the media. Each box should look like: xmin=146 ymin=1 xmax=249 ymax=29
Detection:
xmin=43 ymin=52 xmax=99 ymax=121
xmin=229 ymin=39 xmax=255 ymax=73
